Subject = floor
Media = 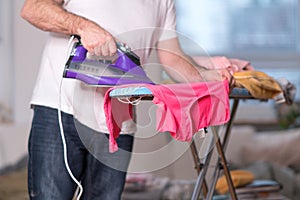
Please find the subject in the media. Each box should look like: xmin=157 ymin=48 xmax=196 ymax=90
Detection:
xmin=0 ymin=169 xmax=28 ymax=200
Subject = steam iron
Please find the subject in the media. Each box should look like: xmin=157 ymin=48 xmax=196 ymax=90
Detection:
xmin=63 ymin=38 xmax=154 ymax=86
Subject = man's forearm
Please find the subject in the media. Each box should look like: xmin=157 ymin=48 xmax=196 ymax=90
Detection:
xmin=21 ymin=0 xmax=116 ymax=56
xmin=157 ymin=38 xmax=204 ymax=83
xmin=21 ymin=0 xmax=84 ymax=35
xmin=157 ymin=38 xmax=233 ymax=83
xmin=160 ymin=52 xmax=203 ymax=83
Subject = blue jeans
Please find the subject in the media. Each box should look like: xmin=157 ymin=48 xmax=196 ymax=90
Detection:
xmin=28 ymin=105 xmax=133 ymax=200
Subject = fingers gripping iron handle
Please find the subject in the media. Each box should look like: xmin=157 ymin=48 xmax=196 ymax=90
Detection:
xmin=71 ymin=35 xmax=141 ymax=66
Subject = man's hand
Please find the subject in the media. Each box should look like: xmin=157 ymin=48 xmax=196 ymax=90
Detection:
xmin=77 ymin=22 xmax=116 ymax=57
xmin=199 ymin=68 xmax=235 ymax=86
xmin=21 ymin=0 xmax=116 ymax=56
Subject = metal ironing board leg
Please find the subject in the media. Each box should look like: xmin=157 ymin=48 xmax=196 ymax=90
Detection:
xmin=190 ymin=140 xmax=208 ymax=197
xmin=206 ymin=99 xmax=240 ymax=199
xmin=212 ymin=126 xmax=238 ymax=200
xmin=190 ymin=99 xmax=240 ymax=199
xmin=223 ymin=99 xmax=240 ymax=149
xmin=191 ymin=135 xmax=215 ymax=200
xmin=207 ymin=167 xmax=221 ymax=200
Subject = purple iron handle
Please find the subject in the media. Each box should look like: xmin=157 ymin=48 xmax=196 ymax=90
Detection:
xmin=72 ymin=45 xmax=87 ymax=62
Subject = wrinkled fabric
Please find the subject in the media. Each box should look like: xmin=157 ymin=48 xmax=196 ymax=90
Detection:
xmin=275 ymin=77 xmax=297 ymax=105
xmin=193 ymin=56 xmax=254 ymax=74
xmin=104 ymin=80 xmax=230 ymax=152
xmin=234 ymin=70 xmax=283 ymax=100
xmin=103 ymin=92 xmax=134 ymax=152
xmin=216 ymin=170 xmax=255 ymax=194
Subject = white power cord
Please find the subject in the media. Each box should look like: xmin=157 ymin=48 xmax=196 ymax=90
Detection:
xmin=57 ymin=35 xmax=83 ymax=200
xmin=117 ymin=96 xmax=142 ymax=105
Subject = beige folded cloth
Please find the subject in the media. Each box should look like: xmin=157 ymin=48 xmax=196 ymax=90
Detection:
xmin=216 ymin=170 xmax=255 ymax=194
xmin=234 ymin=70 xmax=282 ymax=99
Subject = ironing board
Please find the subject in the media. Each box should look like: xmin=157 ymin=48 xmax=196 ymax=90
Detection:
xmin=109 ymin=86 xmax=258 ymax=200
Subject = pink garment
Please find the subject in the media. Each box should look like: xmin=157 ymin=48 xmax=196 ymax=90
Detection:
xmin=193 ymin=56 xmax=254 ymax=74
xmin=103 ymin=91 xmax=133 ymax=152
xmin=104 ymin=80 xmax=230 ymax=153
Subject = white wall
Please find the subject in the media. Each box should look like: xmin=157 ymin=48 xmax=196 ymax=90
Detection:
xmin=0 ymin=0 xmax=47 ymax=169
xmin=0 ymin=0 xmax=13 ymax=109
xmin=13 ymin=0 xmax=47 ymax=124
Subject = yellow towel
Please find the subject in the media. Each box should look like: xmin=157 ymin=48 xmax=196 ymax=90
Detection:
xmin=234 ymin=70 xmax=282 ymax=99
xmin=216 ymin=170 xmax=255 ymax=194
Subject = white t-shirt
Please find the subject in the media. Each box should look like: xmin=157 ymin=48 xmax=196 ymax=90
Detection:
xmin=30 ymin=0 xmax=177 ymax=134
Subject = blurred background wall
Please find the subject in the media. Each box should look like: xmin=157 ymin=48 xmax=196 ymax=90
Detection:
xmin=0 ymin=0 xmax=46 ymax=169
